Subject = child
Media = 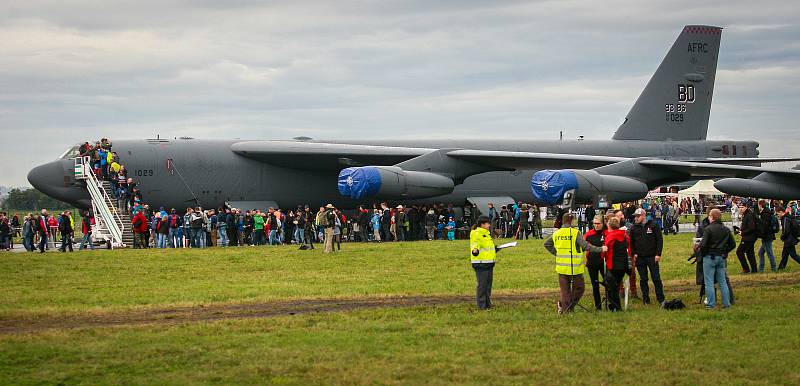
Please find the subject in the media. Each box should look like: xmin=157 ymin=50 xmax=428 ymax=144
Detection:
xmin=446 ymin=216 xmax=456 ymax=241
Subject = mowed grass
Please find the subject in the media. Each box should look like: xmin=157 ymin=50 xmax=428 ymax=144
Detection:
xmin=1 ymin=285 xmax=798 ymax=385
xmin=2 ymin=234 xmax=800 ymax=384
xmin=0 ymin=234 xmax=795 ymax=318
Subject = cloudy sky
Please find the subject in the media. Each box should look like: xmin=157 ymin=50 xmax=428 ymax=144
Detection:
xmin=1 ymin=0 xmax=798 ymax=187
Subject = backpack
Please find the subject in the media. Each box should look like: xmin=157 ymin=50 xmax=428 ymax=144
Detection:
xmin=662 ymin=299 xmax=685 ymax=310
xmin=770 ymin=215 xmax=780 ymax=234
xmin=752 ymin=212 xmax=763 ymax=237
xmin=318 ymin=212 xmax=329 ymax=227
xmin=133 ymin=216 xmax=143 ymax=230
xmin=791 ymin=217 xmax=800 ymax=240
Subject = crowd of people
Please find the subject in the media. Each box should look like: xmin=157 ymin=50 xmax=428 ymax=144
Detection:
xmin=76 ymin=138 xmax=146 ymax=216
xmin=467 ymin=196 xmax=800 ymax=313
xmin=115 ymin=200 xmax=554 ymax=252
xmin=0 ymin=209 xmax=79 ymax=253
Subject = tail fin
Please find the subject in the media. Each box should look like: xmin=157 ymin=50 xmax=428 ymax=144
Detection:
xmin=613 ymin=25 xmax=721 ymax=141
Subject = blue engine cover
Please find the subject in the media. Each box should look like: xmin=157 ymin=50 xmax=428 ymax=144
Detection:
xmin=338 ymin=167 xmax=382 ymax=199
xmin=530 ymin=170 xmax=579 ymax=206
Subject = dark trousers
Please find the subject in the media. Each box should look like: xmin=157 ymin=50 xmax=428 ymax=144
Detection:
xmin=227 ymin=227 xmax=238 ymax=247
xmin=779 ymin=243 xmax=800 ymax=269
xmin=636 ymin=256 xmax=665 ymax=303
xmin=60 ymin=232 xmax=73 ymax=252
xmin=472 ymin=263 xmax=495 ymax=309
xmin=304 ymin=228 xmax=315 ymax=249
xmin=558 ymin=274 xmax=585 ymax=313
xmin=586 ymin=264 xmax=604 ymax=310
xmin=736 ymin=240 xmax=757 ymax=273
xmin=38 ymin=234 xmax=47 ymax=253
xmin=605 ymin=269 xmax=627 ymax=311
xmin=133 ymin=231 xmax=146 ymax=249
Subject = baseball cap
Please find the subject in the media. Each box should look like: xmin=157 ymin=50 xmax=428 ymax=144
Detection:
xmin=634 ymin=208 xmax=647 ymax=216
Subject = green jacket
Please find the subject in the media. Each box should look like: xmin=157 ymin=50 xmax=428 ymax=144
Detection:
xmin=253 ymin=215 xmax=265 ymax=230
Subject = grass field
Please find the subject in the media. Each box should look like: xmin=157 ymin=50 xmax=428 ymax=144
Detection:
xmin=1 ymin=234 xmax=799 ymax=384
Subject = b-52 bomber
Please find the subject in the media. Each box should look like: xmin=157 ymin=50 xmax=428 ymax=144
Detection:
xmin=28 ymin=25 xmax=800 ymax=213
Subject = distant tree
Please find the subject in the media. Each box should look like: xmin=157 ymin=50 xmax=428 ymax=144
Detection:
xmin=0 ymin=188 xmax=69 ymax=210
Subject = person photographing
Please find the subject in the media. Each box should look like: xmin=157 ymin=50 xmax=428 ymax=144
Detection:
xmin=603 ymin=217 xmax=631 ymax=311
xmin=469 ymin=216 xmax=499 ymax=310
xmin=698 ymin=209 xmax=736 ymax=309
xmin=583 ymin=215 xmax=607 ymax=310
xmin=544 ymin=213 xmax=606 ymax=314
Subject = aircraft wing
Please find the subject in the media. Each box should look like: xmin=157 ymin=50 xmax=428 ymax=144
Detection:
xmin=445 ymin=150 xmax=627 ymax=170
xmin=231 ymin=141 xmax=628 ymax=171
xmin=637 ymin=159 xmax=800 ymax=178
xmin=231 ymin=141 xmax=432 ymax=170
xmin=688 ymin=157 xmax=800 ymax=165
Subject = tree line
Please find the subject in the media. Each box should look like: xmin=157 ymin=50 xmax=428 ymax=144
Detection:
xmin=0 ymin=188 xmax=70 ymax=210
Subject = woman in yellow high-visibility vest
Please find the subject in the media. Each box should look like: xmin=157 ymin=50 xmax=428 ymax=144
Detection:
xmin=470 ymin=216 xmax=498 ymax=310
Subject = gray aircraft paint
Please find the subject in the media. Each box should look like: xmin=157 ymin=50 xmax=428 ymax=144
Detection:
xmin=28 ymin=25 xmax=775 ymax=210
xmin=30 ymin=137 xmax=757 ymax=211
xmin=614 ymin=25 xmax=721 ymax=141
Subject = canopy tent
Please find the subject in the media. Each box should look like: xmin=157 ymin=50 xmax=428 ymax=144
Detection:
xmin=678 ymin=180 xmax=724 ymax=200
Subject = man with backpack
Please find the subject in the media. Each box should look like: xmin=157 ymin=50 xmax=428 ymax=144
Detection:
xmin=79 ymin=210 xmax=95 ymax=250
xmin=757 ymin=200 xmax=779 ymax=273
xmin=736 ymin=202 xmax=759 ymax=274
xmin=777 ymin=206 xmax=800 ymax=270
xmin=168 ymin=209 xmax=182 ymax=248
xmin=132 ymin=209 xmax=148 ymax=249
xmin=322 ymin=204 xmax=337 ymax=253
xmin=58 ymin=211 xmax=73 ymax=252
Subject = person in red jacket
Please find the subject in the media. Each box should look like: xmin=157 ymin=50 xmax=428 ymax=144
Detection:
xmin=603 ymin=217 xmax=632 ymax=311
xmin=132 ymin=210 xmax=148 ymax=249
xmin=79 ymin=210 xmax=95 ymax=250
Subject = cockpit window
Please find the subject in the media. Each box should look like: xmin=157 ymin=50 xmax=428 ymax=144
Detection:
xmin=59 ymin=144 xmax=82 ymax=159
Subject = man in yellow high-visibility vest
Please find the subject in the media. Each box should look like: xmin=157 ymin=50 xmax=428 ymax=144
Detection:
xmin=545 ymin=213 xmax=606 ymax=314
xmin=470 ymin=216 xmax=498 ymax=310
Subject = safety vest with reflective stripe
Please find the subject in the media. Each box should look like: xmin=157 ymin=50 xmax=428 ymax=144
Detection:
xmin=469 ymin=227 xmax=496 ymax=263
xmin=553 ymin=227 xmax=584 ymax=275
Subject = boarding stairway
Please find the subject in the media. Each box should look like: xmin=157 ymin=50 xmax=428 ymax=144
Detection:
xmin=73 ymin=157 xmax=131 ymax=248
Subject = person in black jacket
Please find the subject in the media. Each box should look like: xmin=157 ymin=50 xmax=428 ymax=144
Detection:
xmin=693 ymin=210 xmax=736 ymax=305
xmin=629 ymin=208 xmax=665 ymax=305
xmin=58 ymin=212 xmax=73 ymax=252
xmin=226 ymin=208 xmax=238 ymax=247
xmin=583 ymin=215 xmax=606 ymax=310
xmin=698 ymin=209 xmax=736 ymax=309
xmin=756 ymin=200 xmax=778 ymax=273
xmin=736 ymin=203 xmax=759 ymax=274
xmin=777 ymin=206 xmax=800 ymax=270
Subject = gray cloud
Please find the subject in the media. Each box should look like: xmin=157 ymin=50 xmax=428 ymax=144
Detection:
xmin=1 ymin=0 xmax=799 ymax=186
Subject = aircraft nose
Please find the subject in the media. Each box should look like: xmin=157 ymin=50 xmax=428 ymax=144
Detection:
xmin=27 ymin=160 xmax=90 ymax=207
xmin=28 ymin=160 xmax=67 ymax=197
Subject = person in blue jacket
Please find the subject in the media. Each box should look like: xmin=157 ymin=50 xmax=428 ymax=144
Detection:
xmin=446 ymin=216 xmax=457 ymax=241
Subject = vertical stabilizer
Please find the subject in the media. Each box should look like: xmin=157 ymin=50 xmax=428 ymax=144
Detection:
xmin=613 ymin=25 xmax=721 ymax=141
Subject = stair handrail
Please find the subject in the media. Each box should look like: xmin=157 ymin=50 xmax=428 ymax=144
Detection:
xmin=76 ymin=157 xmax=125 ymax=248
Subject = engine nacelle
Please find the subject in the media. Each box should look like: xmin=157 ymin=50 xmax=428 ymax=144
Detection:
xmin=715 ymin=176 xmax=800 ymax=200
xmin=338 ymin=166 xmax=455 ymax=200
xmin=531 ymin=169 xmax=649 ymax=206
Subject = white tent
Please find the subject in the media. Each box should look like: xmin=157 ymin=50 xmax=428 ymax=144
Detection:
xmin=678 ymin=180 xmax=724 ymax=200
